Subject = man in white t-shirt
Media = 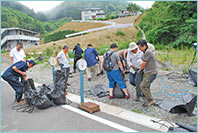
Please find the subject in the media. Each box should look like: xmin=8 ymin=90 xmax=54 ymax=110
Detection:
xmin=10 ymin=42 xmax=26 ymax=65
xmin=56 ymin=45 xmax=71 ymax=95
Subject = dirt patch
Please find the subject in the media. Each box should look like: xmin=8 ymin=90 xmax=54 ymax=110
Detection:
xmin=109 ymin=16 xmax=138 ymax=24
xmin=56 ymin=22 xmax=109 ymax=32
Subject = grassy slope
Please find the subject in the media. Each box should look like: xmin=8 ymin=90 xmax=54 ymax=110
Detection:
xmin=14 ymin=16 xmax=138 ymax=54
xmin=56 ymin=22 xmax=109 ymax=32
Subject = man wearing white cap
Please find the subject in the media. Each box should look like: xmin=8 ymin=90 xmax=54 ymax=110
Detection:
xmin=127 ymin=42 xmax=143 ymax=101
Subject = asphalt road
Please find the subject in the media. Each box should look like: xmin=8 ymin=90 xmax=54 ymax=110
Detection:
xmin=1 ymin=80 xmax=158 ymax=132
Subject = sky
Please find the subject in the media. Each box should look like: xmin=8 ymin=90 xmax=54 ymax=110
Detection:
xmin=18 ymin=1 xmax=155 ymax=13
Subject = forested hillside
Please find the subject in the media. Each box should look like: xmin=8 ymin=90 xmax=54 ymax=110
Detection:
xmin=139 ymin=1 xmax=197 ymax=48
xmin=1 ymin=1 xmax=128 ymax=36
xmin=43 ymin=1 xmax=128 ymax=20
xmin=1 ymin=7 xmax=71 ymax=36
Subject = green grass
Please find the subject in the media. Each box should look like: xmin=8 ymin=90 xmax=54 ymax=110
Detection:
xmin=116 ymin=30 xmax=125 ymax=36
xmin=131 ymin=109 xmax=142 ymax=114
xmin=155 ymin=47 xmax=197 ymax=71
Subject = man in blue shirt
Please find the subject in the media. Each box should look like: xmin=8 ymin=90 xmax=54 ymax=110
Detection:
xmin=73 ymin=43 xmax=83 ymax=73
xmin=84 ymin=44 xmax=100 ymax=81
xmin=1 ymin=60 xmax=35 ymax=104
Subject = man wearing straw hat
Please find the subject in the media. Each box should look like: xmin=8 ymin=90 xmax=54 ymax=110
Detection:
xmin=127 ymin=42 xmax=143 ymax=101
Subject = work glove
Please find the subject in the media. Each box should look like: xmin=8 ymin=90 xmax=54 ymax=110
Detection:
xmin=137 ymin=69 xmax=143 ymax=74
xmin=59 ymin=63 xmax=64 ymax=69
xmin=100 ymin=70 xmax=104 ymax=75
xmin=121 ymin=70 xmax=125 ymax=77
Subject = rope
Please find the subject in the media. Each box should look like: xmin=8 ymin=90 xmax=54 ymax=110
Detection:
xmin=12 ymin=104 xmax=34 ymax=113
xmin=151 ymin=119 xmax=174 ymax=129
xmin=153 ymin=75 xmax=190 ymax=102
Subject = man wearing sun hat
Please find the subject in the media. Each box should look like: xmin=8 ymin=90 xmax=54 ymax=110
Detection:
xmin=1 ymin=59 xmax=36 ymax=104
xmin=127 ymin=42 xmax=143 ymax=101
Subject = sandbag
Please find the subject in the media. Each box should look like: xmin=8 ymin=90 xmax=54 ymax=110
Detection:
xmin=168 ymin=123 xmax=197 ymax=132
xmin=156 ymin=94 xmax=197 ymax=116
xmin=51 ymin=87 xmax=66 ymax=105
xmin=89 ymin=84 xmax=109 ymax=98
xmin=168 ymin=127 xmax=190 ymax=132
xmin=113 ymin=72 xmax=125 ymax=98
xmin=33 ymin=94 xmax=52 ymax=109
xmin=113 ymin=83 xmax=125 ymax=98
xmin=188 ymin=69 xmax=197 ymax=86
xmin=55 ymin=70 xmax=67 ymax=91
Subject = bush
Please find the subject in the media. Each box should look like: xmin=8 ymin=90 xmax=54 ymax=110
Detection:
xmin=118 ymin=41 xmax=130 ymax=50
xmin=96 ymin=45 xmax=110 ymax=55
xmin=116 ymin=31 xmax=125 ymax=36
xmin=106 ymin=35 xmax=111 ymax=39
xmin=44 ymin=30 xmax=77 ymax=43
xmin=136 ymin=30 xmax=142 ymax=41
xmin=43 ymin=47 xmax=54 ymax=57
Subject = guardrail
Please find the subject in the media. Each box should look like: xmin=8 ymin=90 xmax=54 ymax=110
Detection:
xmin=1 ymin=35 xmax=40 ymax=48
xmin=66 ymin=20 xmax=133 ymax=38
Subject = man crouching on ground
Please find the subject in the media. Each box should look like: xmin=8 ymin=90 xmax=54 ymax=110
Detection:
xmin=137 ymin=39 xmax=158 ymax=107
xmin=100 ymin=44 xmax=130 ymax=99
xmin=1 ymin=60 xmax=36 ymax=104
xmin=56 ymin=45 xmax=70 ymax=95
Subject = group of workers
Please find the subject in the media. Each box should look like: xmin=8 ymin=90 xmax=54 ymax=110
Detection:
xmin=2 ymin=39 xmax=157 ymax=107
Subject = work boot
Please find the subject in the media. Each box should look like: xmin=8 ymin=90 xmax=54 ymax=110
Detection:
xmin=73 ymin=69 xmax=76 ymax=73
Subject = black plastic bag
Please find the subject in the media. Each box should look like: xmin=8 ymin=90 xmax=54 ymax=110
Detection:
xmin=33 ymin=94 xmax=52 ymax=109
xmin=51 ymin=87 xmax=66 ymax=105
xmin=156 ymin=94 xmax=197 ymax=116
xmin=24 ymin=79 xmax=37 ymax=105
xmin=55 ymin=70 xmax=66 ymax=91
xmin=38 ymin=84 xmax=53 ymax=100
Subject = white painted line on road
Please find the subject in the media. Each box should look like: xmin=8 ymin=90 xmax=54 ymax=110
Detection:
xmin=62 ymin=105 xmax=138 ymax=132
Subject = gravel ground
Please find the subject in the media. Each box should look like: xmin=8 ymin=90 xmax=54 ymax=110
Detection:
xmin=1 ymin=57 xmax=197 ymax=125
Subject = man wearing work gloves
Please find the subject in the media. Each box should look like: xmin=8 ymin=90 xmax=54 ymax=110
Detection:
xmin=101 ymin=44 xmax=130 ymax=99
xmin=1 ymin=60 xmax=35 ymax=104
xmin=137 ymin=39 xmax=158 ymax=107
xmin=56 ymin=45 xmax=70 ymax=95
xmin=127 ymin=42 xmax=143 ymax=101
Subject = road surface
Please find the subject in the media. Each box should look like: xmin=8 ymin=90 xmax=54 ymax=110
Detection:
xmin=1 ymin=80 xmax=158 ymax=132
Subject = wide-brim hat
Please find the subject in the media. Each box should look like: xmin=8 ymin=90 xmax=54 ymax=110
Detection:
xmin=128 ymin=42 xmax=138 ymax=51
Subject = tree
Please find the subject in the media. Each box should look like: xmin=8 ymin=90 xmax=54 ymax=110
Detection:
xmin=126 ymin=3 xmax=140 ymax=15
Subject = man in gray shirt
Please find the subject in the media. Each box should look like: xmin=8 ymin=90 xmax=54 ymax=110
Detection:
xmin=137 ymin=39 xmax=157 ymax=107
xmin=101 ymin=44 xmax=130 ymax=99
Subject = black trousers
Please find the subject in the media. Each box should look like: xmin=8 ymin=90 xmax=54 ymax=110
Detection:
xmin=73 ymin=56 xmax=82 ymax=71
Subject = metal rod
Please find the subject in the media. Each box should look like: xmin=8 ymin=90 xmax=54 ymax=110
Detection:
xmin=52 ymin=66 xmax=55 ymax=89
xmin=80 ymin=70 xmax=84 ymax=103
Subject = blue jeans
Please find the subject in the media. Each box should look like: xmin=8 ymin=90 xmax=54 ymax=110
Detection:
xmin=129 ymin=72 xmax=138 ymax=86
xmin=107 ymin=70 xmax=126 ymax=89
